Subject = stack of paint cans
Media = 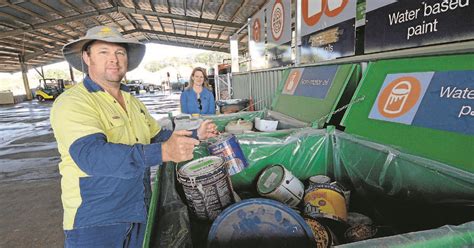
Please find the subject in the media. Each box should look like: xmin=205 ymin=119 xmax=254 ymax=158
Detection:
xmin=176 ymin=156 xmax=235 ymax=221
xmin=177 ymin=133 xmax=251 ymax=221
xmin=303 ymin=175 xmax=352 ymax=246
xmin=207 ymin=134 xmax=249 ymax=176
xmin=254 ymin=166 xmax=338 ymax=247
xmin=175 ymin=153 xmax=389 ymax=246
xmin=304 ymin=176 xmax=392 ymax=244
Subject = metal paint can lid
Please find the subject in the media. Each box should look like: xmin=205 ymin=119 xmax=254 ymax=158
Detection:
xmin=304 ymin=218 xmax=332 ymax=248
xmin=178 ymin=156 xmax=223 ymax=177
xmin=309 ymin=175 xmax=332 ymax=185
xmin=207 ymin=133 xmax=234 ymax=146
xmin=344 ymin=224 xmax=379 ymax=242
xmin=207 ymin=198 xmax=316 ymax=248
xmin=256 ymin=165 xmax=285 ymax=195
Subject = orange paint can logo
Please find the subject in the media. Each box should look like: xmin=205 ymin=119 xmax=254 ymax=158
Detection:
xmin=377 ymin=77 xmax=421 ymax=118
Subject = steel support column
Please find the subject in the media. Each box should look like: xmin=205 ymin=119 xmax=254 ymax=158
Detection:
xmin=230 ymin=34 xmax=239 ymax=73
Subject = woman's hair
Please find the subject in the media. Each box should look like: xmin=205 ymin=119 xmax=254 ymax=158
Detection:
xmin=187 ymin=67 xmax=211 ymax=89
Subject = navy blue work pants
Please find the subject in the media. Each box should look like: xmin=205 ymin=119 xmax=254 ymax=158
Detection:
xmin=64 ymin=222 xmax=146 ymax=248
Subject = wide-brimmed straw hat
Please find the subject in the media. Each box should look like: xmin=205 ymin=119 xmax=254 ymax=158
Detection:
xmin=62 ymin=26 xmax=146 ymax=72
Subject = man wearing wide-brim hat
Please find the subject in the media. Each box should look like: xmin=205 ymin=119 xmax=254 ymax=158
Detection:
xmin=50 ymin=26 xmax=218 ymax=247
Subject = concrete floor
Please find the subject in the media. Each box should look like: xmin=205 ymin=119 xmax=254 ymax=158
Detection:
xmin=0 ymin=92 xmax=180 ymax=247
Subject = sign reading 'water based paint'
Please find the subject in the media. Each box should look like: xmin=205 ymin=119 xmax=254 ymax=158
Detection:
xmin=282 ymin=65 xmax=338 ymax=99
xmin=369 ymin=71 xmax=474 ymax=135
xmin=365 ymin=0 xmax=474 ymax=53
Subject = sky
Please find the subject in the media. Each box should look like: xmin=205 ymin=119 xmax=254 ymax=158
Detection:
xmin=0 ymin=43 xmax=210 ymax=94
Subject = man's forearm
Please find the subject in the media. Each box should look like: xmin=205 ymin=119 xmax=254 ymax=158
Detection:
xmin=69 ymin=133 xmax=164 ymax=178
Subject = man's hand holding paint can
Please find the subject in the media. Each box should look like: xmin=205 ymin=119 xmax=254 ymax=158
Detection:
xmin=197 ymin=119 xmax=219 ymax=140
xmin=162 ymin=130 xmax=200 ymax=162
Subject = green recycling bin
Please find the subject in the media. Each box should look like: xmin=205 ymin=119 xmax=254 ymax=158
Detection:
xmin=143 ymin=128 xmax=474 ymax=247
xmin=172 ymin=63 xmax=360 ymax=134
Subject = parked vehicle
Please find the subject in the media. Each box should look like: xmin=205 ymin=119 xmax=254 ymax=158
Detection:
xmin=35 ymin=79 xmax=64 ymax=101
xmin=126 ymin=80 xmax=161 ymax=94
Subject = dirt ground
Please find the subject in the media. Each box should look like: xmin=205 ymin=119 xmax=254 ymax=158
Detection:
xmin=0 ymin=179 xmax=63 ymax=247
xmin=0 ymin=93 xmax=180 ymax=247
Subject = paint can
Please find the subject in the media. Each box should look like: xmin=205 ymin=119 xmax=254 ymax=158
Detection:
xmin=257 ymin=164 xmax=304 ymax=208
xmin=176 ymin=156 xmax=235 ymax=221
xmin=304 ymin=217 xmax=332 ymax=248
xmin=344 ymin=224 xmax=379 ymax=242
xmin=308 ymin=175 xmax=332 ymax=186
xmin=303 ymin=183 xmax=348 ymax=223
xmin=207 ymin=134 xmax=248 ymax=175
xmin=224 ymin=119 xmax=253 ymax=134
xmin=207 ymin=198 xmax=316 ymax=248
xmin=347 ymin=212 xmax=373 ymax=227
xmin=330 ymin=181 xmax=351 ymax=208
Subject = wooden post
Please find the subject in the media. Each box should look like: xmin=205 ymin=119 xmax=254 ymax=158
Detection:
xmin=18 ymin=55 xmax=32 ymax=100
xmin=69 ymin=65 xmax=75 ymax=82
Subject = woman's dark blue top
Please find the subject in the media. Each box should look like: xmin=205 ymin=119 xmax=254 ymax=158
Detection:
xmin=180 ymin=87 xmax=216 ymax=115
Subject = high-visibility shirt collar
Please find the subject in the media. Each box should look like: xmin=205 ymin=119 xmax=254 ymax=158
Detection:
xmin=83 ymin=75 xmax=130 ymax=93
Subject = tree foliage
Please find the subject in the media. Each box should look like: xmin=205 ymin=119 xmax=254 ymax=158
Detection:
xmin=44 ymin=69 xmax=68 ymax=79
xmin=144 ymin=60 xmax=166 ymax=73
xmin=193 ymin=52 xmax=230 ymax=67
xmin=143 ymin=52 xmax=230 ymax=73
xmin=32 ymin=68 xmax=84 ymax=82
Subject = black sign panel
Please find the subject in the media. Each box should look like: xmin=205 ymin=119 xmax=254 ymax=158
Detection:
xmin=267 ymin=41 xmax=292 ymax=68
xmin=365 ymin=0 xmax=474 ymax=53
xmin=300 ymin=19 xmax=355 ymax=64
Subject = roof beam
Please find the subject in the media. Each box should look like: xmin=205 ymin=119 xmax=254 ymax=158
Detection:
xmin=148 ymin=0 xmax=166 ymax=32
xmin=0 ymin=6 xmax=243 ymax=39
xmin=21 ymin=29 xmax=229 ymax=62
xmin=216 ymin=0 xmax=248 ymax=40
xmin=0 ymin=48 xmax=23 ymax=55
xmin=117 ymin=6 xmax=242 ymax=28
xmin=84 ymin=0 xmax=125 ymax=31
xmin=30 ymin=0 xmax=86 ymax=31
xmin=24 ymin=45 xmax=66 ymax=60
xmin=122 ymin=29 xmax=228 ymax=44
xmin=0 ymin=40 xmax=40 ymax=52
xmin=104 ymin=13 xmax=126 ymax=31
xmin=60 ymin=0 xmax=97 ymax=27
xmin=206 ymin=0 xmax=228 ymax=38
xmin=31 ymin=31 xmax=68 ymax=44
xmin=146 ymin=39 xmax=228 ymax=53
xmin=7 ymin=0 xmax=83 ymax=35
xmin=165 ymin=0 xmax=177 ymax=34
xmin=5 ymin=35 xmax=55 ymax=49
xmin=0 ymin=7 xmax=118 ymax=39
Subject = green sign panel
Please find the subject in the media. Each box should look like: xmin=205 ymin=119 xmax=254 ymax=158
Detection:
xmin=272 ymin=64 xmax=359 ymax=127
xmin=342 ymin=54 xmax=474 ymax=172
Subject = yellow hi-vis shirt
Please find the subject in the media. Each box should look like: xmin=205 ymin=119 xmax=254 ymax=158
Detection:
xmin=50 ymin=76 xmax=164 ymax=230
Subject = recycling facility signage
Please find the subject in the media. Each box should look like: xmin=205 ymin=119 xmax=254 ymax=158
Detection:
xmin=365 ymin=0 xmax=474 ymax=53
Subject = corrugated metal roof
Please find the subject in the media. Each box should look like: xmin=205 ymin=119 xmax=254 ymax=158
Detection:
xmin=0 ymin=0 xmax=264 ymax=73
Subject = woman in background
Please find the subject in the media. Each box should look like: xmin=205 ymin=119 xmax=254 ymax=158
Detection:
xmin=180 ymin=67 xmax=216 ymax=115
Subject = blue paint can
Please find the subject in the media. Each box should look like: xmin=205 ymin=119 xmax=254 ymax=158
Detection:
xmin=207 ymin=198 xmax=316 ymax=248
xmin=207 ymin=134 xmax=248 ymax=175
